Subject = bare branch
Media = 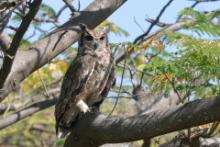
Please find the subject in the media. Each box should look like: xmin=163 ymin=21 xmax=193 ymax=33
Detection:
xmin=0 ymin=98 xmax=57 ymax=129
xmin=133 ymin=0 xmax=175 ymax=44
xmin=145 ymin=18 xmax=171 ymax=27
xmin=63 ymin=0 xmax=76 ymax=12
xmin=56 ymin=5 xmax=67 ymax=19
xmin=0 ymin=0 xmax=42 ymax=88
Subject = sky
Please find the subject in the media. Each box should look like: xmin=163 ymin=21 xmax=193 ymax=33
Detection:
xmin=43 ymin=0 xmax=220 ymax=43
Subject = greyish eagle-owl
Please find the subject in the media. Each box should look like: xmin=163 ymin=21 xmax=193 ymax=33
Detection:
xmin=54 ymin=24 xmax=115 ymax=138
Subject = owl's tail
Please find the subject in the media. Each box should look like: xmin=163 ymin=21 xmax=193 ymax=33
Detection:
xmin=55 ymin=106 xmax=80 ymax=138
xmin=55 ymin=102 xmax=90 ymax=139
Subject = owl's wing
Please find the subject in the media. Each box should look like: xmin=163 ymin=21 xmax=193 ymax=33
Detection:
xmin=54 ymin=55 xmax=96 ymax=134
xmin=93 ymin=66 xmax=115 ymax=109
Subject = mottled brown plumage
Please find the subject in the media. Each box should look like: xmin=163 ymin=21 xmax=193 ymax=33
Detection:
xmin=55 ymin=24 xmax=114 ymax=138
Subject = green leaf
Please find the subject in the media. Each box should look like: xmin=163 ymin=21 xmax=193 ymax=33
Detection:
xmin=40 ymin=3 xmax=56 ymax=18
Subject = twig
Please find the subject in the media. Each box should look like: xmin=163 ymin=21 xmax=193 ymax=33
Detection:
xmin=205 ymin=122 xmax=219 ymax=137
xmin=116 ymin=64 xmax=152 ymax=76
xmin=163 ymin=72 xmax=183 ymax=103
xmin=56 ymin=5 xmax=67 ymax=18
xmin=107 ymin=58 xmax=126 ymax=117
xmin=110 ymin=89 xmax=133 ymax=97
xmin=133 ymin=0 xmax=175 ymax=44
xmin=77 ymin=0 xmax=80 ymax=11
xmin=0 ymin=0 xmax=42 ymax=88
xmin=128 ymin=66 xmax=136 ymax=88
xmin=139 ymin=52 xmax=160 ymax=86
xmin=37 ymin=70 xmax=50 ymax=98
xmin=145 ymin=18 xmax=171 ymax=27
xmin=190 ymin=1 xmax=200 ymax=8
xmin=63 ymin=0 xmax=76 ymax=12
xmin=134 ymin=17 xmax=145 ymax=32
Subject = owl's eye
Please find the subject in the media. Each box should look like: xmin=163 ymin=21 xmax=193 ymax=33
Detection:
xmin=100 ymin=36 xmax=105 ymax=41
xmin=85 ymin=35 xmax=93 ymax=41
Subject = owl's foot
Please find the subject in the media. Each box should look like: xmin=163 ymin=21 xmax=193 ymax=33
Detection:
xmin=76 ymin=100 xmax=90 ymax=113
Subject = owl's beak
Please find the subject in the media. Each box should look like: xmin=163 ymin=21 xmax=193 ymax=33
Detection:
xmin=93 ymin=42 xmax=98 ymax=49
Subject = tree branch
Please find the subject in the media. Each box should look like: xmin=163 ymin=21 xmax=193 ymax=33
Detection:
xmin=63 ymin=0 xmax=76 ymax=12
xmin=64 ymin=95 xmax=220 ymax=147
xmin=133 ymin=0 xmax=175 ymax=44
xmin=0 ymin=98 xmax=57 ymax=129
xmin=0 ymin=0 xmax=42 ymax=88
xmin=145 ymin=18 xmax=171 ymax=27
xmin=0 ymin=88 xmax=219 ymax=147
xmin=0 ymin=0 xmax=127 ymax=102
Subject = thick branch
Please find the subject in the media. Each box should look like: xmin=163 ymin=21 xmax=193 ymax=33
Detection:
xmin=0 ymin=0 xmax=127 ymax=102
xmin=0 ymin=98 xmax=56 ymax=129
xmin=64 ymin=95 xmax=220 ymax=146
xmin=0 ymin=0 xmax=42 ymax=88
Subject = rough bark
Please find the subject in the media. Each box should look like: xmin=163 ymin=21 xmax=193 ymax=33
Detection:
xmin=0 ymin=0 xmax=127 ymax=102
xmin=64 ymin=95 xmax=220 ymax=147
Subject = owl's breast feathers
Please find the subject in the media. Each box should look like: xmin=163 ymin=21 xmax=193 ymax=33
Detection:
xmin=55 ymin=53 xmax=114 ymax=137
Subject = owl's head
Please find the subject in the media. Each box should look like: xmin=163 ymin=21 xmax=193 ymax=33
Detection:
xmin=78 ymin=23 xmax=109 ymax=55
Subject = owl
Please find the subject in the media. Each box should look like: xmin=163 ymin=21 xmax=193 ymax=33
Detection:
xmin=55 ymin=24 xmax=115 ymax=138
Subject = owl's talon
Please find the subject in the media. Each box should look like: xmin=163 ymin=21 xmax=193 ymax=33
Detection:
xmin=76 ymin=100 xmax=89 ymax=113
